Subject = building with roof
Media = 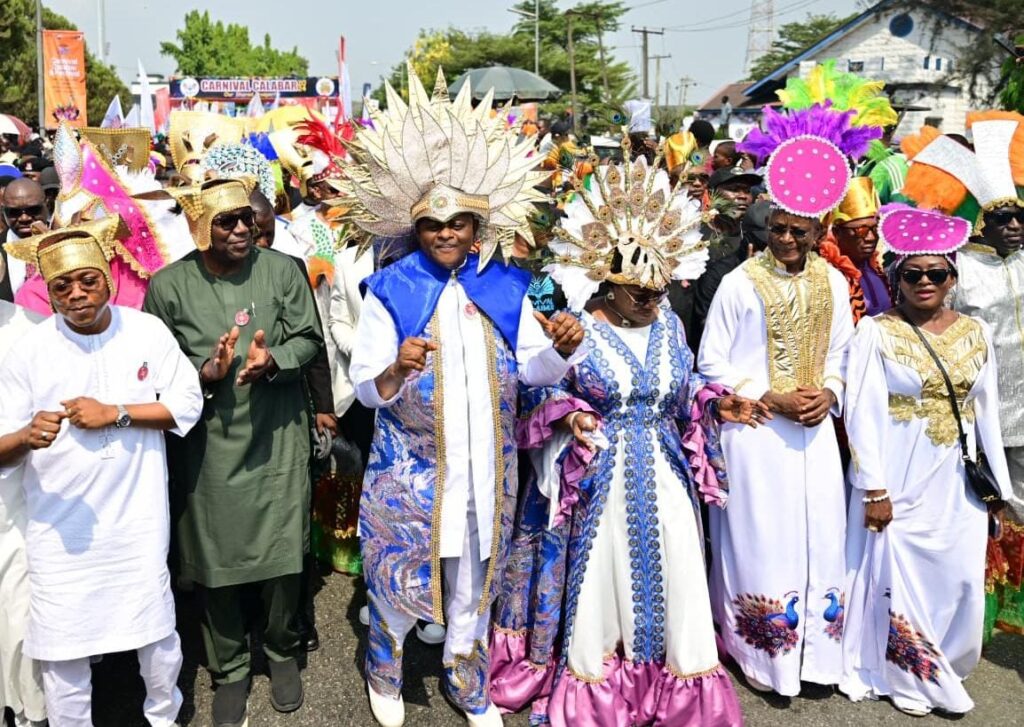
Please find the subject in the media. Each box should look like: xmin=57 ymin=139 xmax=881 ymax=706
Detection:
xmin=702 ymin=0 xmax=1012 ymax=137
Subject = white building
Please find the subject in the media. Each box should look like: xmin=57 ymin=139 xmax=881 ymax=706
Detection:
xmin=740 ymin=0 xmax=1012 ymax=135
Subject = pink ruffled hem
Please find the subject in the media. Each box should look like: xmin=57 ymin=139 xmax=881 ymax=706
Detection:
xmin=682 ymin=383 xmax=730 ymax=508
xmin=517 ymin=395 xmax=600 ymax=527
xmin=490 ymin=628 xmax=556 ymax=716
xmin=548 ymin=656 xmax=743 ymax=727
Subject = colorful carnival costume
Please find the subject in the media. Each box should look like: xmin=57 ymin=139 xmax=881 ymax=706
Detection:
xmin=841 ymin=204 xmax=1013 ymax=714
xmin=490 ymin=143 xmax=743 ymax=726
xmin=900 ymin=111 xmax=1024 ymax=636
xmin=698 ymin=104 xmax=872 ymax=695
xmin=343 ymin=67 xmax=572 ymax=727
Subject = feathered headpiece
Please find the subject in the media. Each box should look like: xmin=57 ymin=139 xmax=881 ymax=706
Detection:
xmin=899 ymin=111 xmax=1024 ymax=233
xmin=294 ymin=115 xmax=352 ymax=193
xmin=739 ymin=105 xmax=882 ymax=218
xmin=776 ymin=59 xmax=898 ymax=129
xmin=337 ymin=65 xmax=549 ymax=267
xmin=545 ymin=140 xmax=708 ymax=311
xmin=168 ymin=111 xmax=245 ymax=183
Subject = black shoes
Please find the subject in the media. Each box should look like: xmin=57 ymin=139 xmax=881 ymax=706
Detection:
xmin=212 ymin=674 xmax=250 ymax=727
xmin=302 ymin=626 xmax=320 ymax=652
xmin=268 ymin=658 xmax=304 ymax=713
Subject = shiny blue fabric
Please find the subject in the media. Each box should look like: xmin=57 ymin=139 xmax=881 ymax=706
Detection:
xmin=362 ymin=250 xmax=531 ymax=349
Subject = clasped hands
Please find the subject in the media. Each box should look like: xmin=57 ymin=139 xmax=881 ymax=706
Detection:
xmin=22 ymin=397 xmax=120 ymax=449
xmin=760 ymin=387 xmax=836 ymax=428
xmin=200 ymin=326 xmax=278 ymax=386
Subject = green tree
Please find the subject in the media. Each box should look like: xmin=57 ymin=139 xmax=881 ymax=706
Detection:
xmin=746 ymin=12 xmax=857 ymax=82
xmin=373 ymin=0 xmax=635 ymax=134
xmin=0 ymin=1 xmax=131 ymax=129
xmin=160 ymin=10 xmax=308 ymax=77
xmin=1001 ymin=35 xmax=1024 ymax=112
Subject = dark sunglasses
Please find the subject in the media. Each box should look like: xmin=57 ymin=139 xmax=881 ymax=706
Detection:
xmin=987 ymin=209 xmax=1024 ymax=227
xmin=3 ymin=204 xmax=45 ymax=220
xmin=212 ymin=210 xmax=255 ymax=231
xmin=900 ymin=268 xmax=953 ymax=285
xmin=835 ymin=224 xmax=878 ymax=240
xmin=620 ymin=286 xmax=666 ymax=307
xmin=768 ymin=224 xmax=811 ymax=240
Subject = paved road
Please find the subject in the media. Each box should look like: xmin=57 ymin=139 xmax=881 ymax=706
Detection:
xmin=86 ymin=568 xmax=1024 ymax=726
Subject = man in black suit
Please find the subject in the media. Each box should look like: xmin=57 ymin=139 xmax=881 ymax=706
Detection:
xmin=1 ymin=178 xmax=50 ymax=302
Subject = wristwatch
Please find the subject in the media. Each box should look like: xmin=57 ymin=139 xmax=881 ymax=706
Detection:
xmin=114 ymin=405 xmax=132 ymax=429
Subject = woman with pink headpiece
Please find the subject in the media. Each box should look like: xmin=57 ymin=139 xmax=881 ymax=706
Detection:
xmin=840 ymin=205 xmax=1012 ymax=716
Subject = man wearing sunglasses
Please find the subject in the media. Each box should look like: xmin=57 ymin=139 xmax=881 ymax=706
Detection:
xmin=143 ymin=178 xmax=323 ymax=727
xmin=955 ymin=201 xmax=1024 ymax=632
xmin=0 ymin=178 xmax=50 ymax=302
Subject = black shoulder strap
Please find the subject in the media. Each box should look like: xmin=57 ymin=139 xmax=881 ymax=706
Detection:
xmin=896 ymin=311 xmax=970 ymax=461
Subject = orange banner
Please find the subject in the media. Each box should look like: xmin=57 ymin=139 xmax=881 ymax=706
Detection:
xmin=42 ymin=30 xmax=88 ymax=129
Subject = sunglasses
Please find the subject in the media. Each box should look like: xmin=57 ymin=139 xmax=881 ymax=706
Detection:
xmin=620 ymin=286 xmax=666 ymax=307
xmin=212 ymin=210 xmax=255 ymax=231
xmin=900 ymin=268 xmax=953 ymax=285
xmin=835 ymin=224 xmax=878 ymax=240
xmin=3 ymin=204 xmax=45 ymax=220
xmin=768 ymin=224 xmax=811 ymax=240
xmin=987 ymin=209 xmax=1024 ymax=227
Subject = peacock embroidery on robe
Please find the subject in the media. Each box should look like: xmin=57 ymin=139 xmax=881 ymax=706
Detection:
xmin=886 ymin=611 xmax=942 ymax=685
xmin=732 ymin=592 xmax=801 ymax=657
xmin=823 ymin=587 xmax=845 ymax=642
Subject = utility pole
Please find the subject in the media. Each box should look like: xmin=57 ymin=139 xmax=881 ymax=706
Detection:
xmin=97 ymin=0 xmax=107 ymax=63
xmin=678 ymin=76 xmax=697 ymax=109
xmin=592 ymin=9 xmax=610 ymax=102
xmin=651 ymin=54 xmax=671 ymax=107
xmin=36 ymin=0 xmax=45 ymax=131
xmin=631 ymin=26 xmax=664 ymax=98
xmin=567 ymin=11 xmax=579 ymax=136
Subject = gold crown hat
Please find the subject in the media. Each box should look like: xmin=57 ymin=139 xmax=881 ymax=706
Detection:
xmin=168 ymin=111 xmax=245 ymax=183
xmin=270 ymin=128 xmax=317 ymax=197
xmin=828 ymin=176 xmax=880 ymax=226
xmin=546 ymin=139 xmax=708 ymax=311
xmin=135 ymin=177 xmax=257 ymax=251
xmin=338 ymin=64 xmax=550 ymax=267
xmin=79 ymin=127 xmax=153 ymax=173
xmin=5 ymin=215 xmax=128 ymax=295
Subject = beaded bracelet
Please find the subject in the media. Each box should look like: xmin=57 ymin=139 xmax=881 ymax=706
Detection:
xmin=862 ymin=492 xmax=890 ymax=504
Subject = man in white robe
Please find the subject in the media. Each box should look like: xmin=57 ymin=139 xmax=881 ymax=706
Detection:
xmin=0 ymin=217 xmax=203 ymax=726
xmin=698 ymin=208 xmax=854 ymax=696
xmin=0 ymin=253 xmax=45 ymax=727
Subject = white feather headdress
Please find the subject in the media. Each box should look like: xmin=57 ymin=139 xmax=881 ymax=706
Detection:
xmin=546 ymin=150 xmax=708 ymax=311
xmin=338 ymin=65 xmax=550 ymax=267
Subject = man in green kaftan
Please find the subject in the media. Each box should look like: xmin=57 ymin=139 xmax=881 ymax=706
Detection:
xmin=141 ymin=178 xmax=322 ymax=727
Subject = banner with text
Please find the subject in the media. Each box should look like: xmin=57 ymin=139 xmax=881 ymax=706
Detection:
xmin=43 ymin=30 xmax=88 ymax=129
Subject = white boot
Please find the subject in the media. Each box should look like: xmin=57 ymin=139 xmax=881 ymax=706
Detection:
xmin=415 ymin=620 xmax=446 ymax=645
xmin=465 ymin=703 xmax=503 ymax=726
xmin=368 ymin=682 xmax=405 ymax=727
xmin=359 ymin=604 xmax=370 ymax=626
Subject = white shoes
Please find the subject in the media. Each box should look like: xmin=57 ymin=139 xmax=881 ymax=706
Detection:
xmin=745 ymin=674 xmax=773 ymax=693
xmin=466 ymin=703 xmax=503 ymax=726
xmin=368 ymin=683 xmax=405 ymax=727
xmin=359 ymin=604 xmax=370 ymax=626
xmin=416 ymin=621 xmax=447 ymax=645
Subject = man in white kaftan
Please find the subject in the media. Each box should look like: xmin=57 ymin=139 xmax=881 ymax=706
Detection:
xmin=0 ymin=220 xmax=203 ymax=726
xmin=698 ymin=216 xmax=854 ymax=696
xmin=0 ymin=293 xmax=45 ymax=727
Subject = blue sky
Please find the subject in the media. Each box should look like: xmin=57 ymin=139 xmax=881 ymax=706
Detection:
xmin=47 ymin=0 xmax=863 ymax=106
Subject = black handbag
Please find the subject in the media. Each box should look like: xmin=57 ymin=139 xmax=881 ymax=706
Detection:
xmin=899 ymin=312 xmax=1003 ymax=505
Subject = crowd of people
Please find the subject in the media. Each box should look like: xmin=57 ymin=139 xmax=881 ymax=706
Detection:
xmin=0 ymin=59 xmax=1022 ymax=727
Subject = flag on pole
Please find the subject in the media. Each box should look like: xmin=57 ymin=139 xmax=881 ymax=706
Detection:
xmin=268 ymin=92 xmax=281 ymax=111
xmin=137 ymin=59 xmax=155 ymax=132
xmin=154 ymin=88 xmax=171 ymax=134
xmin=100 ymin=95 xmax=124 ymax=129
xmin=246 ymin=92 xmax=265 ymax=118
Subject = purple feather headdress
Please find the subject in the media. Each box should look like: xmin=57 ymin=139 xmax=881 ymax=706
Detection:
xmin=738 ymin=104 xmax=881 ymax=163
xmin=739 ymin=104 xmax=882 ymax=218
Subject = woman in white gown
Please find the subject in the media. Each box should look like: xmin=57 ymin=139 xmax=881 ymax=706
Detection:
xmin=490 ymin=154 xmax=766 ymax=726
xmin=842 ymin=205 xmax=1013 ymax=716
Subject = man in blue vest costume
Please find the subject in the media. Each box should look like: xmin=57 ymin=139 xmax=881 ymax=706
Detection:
xmin=343 ymin=68 xmax=586 ymax=727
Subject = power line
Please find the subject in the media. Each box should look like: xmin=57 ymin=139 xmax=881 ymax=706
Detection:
xmin=664 ymin=0 xmax=819 ymax=32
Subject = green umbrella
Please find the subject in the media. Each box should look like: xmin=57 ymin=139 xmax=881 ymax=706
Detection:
xmin=448 ymin=66 xmax=562 ymax=103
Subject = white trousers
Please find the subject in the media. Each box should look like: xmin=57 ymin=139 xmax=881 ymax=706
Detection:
xmin=39 ymin=632 xmax=183 ymax=727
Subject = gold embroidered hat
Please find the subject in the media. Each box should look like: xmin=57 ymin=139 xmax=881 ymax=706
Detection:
xmin=546 ymin=138 xmax=708 ymax=311
xmin=829 ymin=177 xmax=880 ymax=226
xmin=136 ymin=178 xmax=256 ymax=251
xmin=338 ymin=64 xmax=549 ymax=267
xmin=79 ymin=127 xmax=152 ymax=173
xmin=5 ymin=215 xmax=127 ymax=294
xmin=168 ymin=111 xmax=245 ymax=183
